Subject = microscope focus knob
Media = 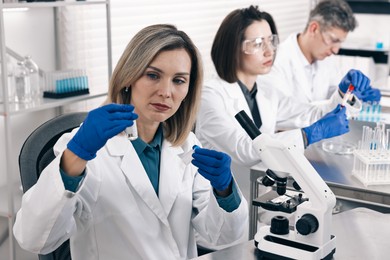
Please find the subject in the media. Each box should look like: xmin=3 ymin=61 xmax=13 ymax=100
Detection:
xmin=296 ymin=214 xmax=319 ymax=235
xmin=270 ymin=216 xmax=289 ymax=235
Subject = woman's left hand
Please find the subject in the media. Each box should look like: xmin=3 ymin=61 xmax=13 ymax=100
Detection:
xmin=191 ymin=146 xmax=233 ymax=192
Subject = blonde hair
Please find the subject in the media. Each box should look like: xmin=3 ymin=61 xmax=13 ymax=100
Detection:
xmin=106 ymin=24 xmax=203 ymax=146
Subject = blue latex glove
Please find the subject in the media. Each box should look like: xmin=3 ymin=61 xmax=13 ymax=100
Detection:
xmin=191 ymin=146 xmax=233 ymax=191
xmin=339 ymin=69 xmax=374 ymax=101
xmin=360 ymin=88 xmax=381 ymax=102
xmin=67 ymin=103 xmax=138 ymax=160
xmin=303 ymin=105 xmax=349 ymax=146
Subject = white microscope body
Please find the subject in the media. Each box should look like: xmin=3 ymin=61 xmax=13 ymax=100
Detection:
xmin=235 ymin=111 xmax=336 ymax=260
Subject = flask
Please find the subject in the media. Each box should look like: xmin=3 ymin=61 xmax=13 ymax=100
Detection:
xmin=14 ymin=61 xmax=32 ymax=103
xmin=6 ymin=55 xmax=16 ymax=103
xmin=24 ymin=55 xmax=40 ymax=98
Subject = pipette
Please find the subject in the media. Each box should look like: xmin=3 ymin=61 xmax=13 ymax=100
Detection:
xmin=341 ymin=84 xmax=354 ymax=107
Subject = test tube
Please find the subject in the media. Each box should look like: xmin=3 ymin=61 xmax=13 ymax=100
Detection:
xmin=341 ymin=84 xmax=354 ymax=107
xmin=125 ymin=120 xmax=138 ymax=140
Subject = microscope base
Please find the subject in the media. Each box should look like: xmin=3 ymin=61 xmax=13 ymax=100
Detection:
xmin=254 ymin=227 xmax=336 ymax=260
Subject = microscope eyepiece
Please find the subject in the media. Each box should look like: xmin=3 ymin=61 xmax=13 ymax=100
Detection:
xmin=264 ymin=169 xmax=287 ymax=195
xmin=276 ymin=183 xmax=287 ymax=195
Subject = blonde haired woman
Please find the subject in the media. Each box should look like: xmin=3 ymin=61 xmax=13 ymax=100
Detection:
xmin=14 ymin=24 xmax=248 ymax=260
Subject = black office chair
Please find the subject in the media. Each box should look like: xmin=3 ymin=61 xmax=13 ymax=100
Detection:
xmin=18 ymin=112 xmax=87 ymax=260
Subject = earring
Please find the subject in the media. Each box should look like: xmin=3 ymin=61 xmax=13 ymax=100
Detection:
xmin=124 ymin=87 xmax=129 ymax=92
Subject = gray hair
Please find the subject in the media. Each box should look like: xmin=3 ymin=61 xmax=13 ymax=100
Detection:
xmin=306 ymin=0 xmax=357 ymax=32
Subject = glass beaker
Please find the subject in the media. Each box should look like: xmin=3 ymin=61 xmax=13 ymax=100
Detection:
xmin=24 ymin=55 xmax=40 ymax=99
xmin=14 ymin=61 xmax=32 ymax=103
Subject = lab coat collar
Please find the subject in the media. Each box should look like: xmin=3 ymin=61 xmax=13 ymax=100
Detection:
xmin=105 ymin=134 xmax=185 ymax=226
xmin=288 ymin=33 xmax=314 ymax=102
xmin=158 ymin=141 xmax=186 ymax=217
xmin=223 ymin=81 xmax=253 ymax=121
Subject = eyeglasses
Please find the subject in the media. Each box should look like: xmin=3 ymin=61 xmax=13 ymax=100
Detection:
xmin=242 ymin=34 xmax=279 ymax=55
xmin=320 ymin=31 xmax=344 ymax=47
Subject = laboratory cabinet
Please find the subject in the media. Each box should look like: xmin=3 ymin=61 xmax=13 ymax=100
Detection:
xmin=341 ymin=0 xmax=390 ymax=84
xmin=0 ymin=1 xmax=112 ymax=259
xmin=346 ymin=0 xmax=390 ymax=15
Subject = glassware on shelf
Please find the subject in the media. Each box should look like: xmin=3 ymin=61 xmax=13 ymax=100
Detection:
xmin=23 ymin=55 xmax=40 ymax=99
xmin=14 ymin=60 xmax=32 ymax=104
xmin=2 ymin=55 xmax=16 ymax=103
xmin=43 ymin=69 xmax=89 ymax=98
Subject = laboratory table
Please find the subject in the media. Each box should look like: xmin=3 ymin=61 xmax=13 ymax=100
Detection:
xmin=304 ymin=119 xmax=390 ymax=206
xmin=195 ymin=207 xmax=390 ymax=260
xmin=249 ymin=119 xmax=390 ymax=239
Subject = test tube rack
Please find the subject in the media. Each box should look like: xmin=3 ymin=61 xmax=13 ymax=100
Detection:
xmin=43 ymin=69 xmax=89 ymax=99
xmin=353 ymin=150 xmax=390 ymax=186
xmin=353 ymin=101 xmax=381 ymax=122
xmin=352 ymin=123 xmax=390 ymax=186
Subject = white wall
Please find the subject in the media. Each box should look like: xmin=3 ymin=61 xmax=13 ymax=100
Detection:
xmin=0 ymin=8 xmax=57 ymax=187
xmin=342 ymin=13 xmax=390 ymax=86
xmin=0 ymin=0 xmax=312 ymax=196
xmin=345 ymin=13 xmax=390 ymax=51
xmin=110 ymin=0 xmax=310 ymax=81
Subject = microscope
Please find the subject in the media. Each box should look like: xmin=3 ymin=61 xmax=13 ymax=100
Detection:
xmin=235 ymin=111 xmax=336 ymax=260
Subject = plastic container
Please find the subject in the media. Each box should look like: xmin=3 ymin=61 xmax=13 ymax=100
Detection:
xmin=352 ymin=150 xmax=390 ymax=186
xmin=43 ymin=69 xmax=89 ymax=98
xmin=24 ymin=55 xmax=40 ymax=99
xmin=322 ymin=140 xmax=356 ymax=155
xmin=14 ymin=61 xmax=32 ymax=103
xmin=0 ymin=55 xmax=16 ymax=103
xmin=352 ymin=122 xmax=390 ymax=186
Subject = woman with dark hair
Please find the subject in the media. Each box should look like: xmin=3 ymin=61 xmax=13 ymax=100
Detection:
xmin=196 ymin=5 xmax=363 ymax=168
xmin=14 ymin=24 xmax=248 ymax=260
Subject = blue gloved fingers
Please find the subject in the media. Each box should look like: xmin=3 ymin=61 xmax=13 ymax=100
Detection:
xmin=361 ymin=88 xmax=381 ymax=102
xmin=354 ymin=75 xmax=370 ymax=94
xmin=303 ymin=105 xmax=349 ymax=146
xmin=191 ymin=154 xmax=227 ymax=176
xmin=101 ymin=112 xmax=138 ymax=134
xmin=67 ymin=103 xmax=138 ymax=161
xmin=91 ymin=106 xmax=138 ymax=140
xmin=339 ymin=69 xmax=370 ymax=95
xmin=192 ymin=146 xmax=223 ymax=158
xmin=191 ymin=147 xmax=233 ymax=191
xmin=329 ymin=104 xmax=342 ymax=114
xmin=103 ymin=103 xmax=135 ymax=113
xmin=337 ymin=104 xmax=346 ymax=115
xmin=192 ymin=147 xmax=224 ymax=167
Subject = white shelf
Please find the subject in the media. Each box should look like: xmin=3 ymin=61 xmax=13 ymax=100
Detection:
xmin=341 ymin=46 xmax=389 ymax=53
xmin=0 ymin=89 xmax=107 ymax=115
xmin=0 ymin=1 xmax=111 ymax=258
xmin=1 ymin=0 xmax=109 ymax=9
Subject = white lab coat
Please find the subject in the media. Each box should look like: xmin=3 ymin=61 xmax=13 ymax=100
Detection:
xmin=13 ymin=130 xmax=248 ymax=260
xmin=259 ymin=33 xmax=343 ymax=105
xmin=195 ymin=76 xmax=360 ymax=169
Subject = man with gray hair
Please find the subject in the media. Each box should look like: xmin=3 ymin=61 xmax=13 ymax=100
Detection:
xmin=259 ymin=0 xmax=381 ymax=108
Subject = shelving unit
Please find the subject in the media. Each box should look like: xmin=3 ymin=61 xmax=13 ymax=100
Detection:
xmin=341 ymin=0 xmax=390 ymax=87
xmin=0 ymin=1 xmax=112 ymax=259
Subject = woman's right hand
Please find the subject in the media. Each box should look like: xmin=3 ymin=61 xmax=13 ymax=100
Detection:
xmin=67 ymin=103 xmax=138 ymax=161
xmin=302 ymin=105 xmax=349 ymax=146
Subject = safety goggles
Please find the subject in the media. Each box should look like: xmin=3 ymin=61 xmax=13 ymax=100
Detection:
xmin=242 ymin=34 xmax=279 ymax=55
xmin=320 ymin=30 xmax=344 ymax=47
